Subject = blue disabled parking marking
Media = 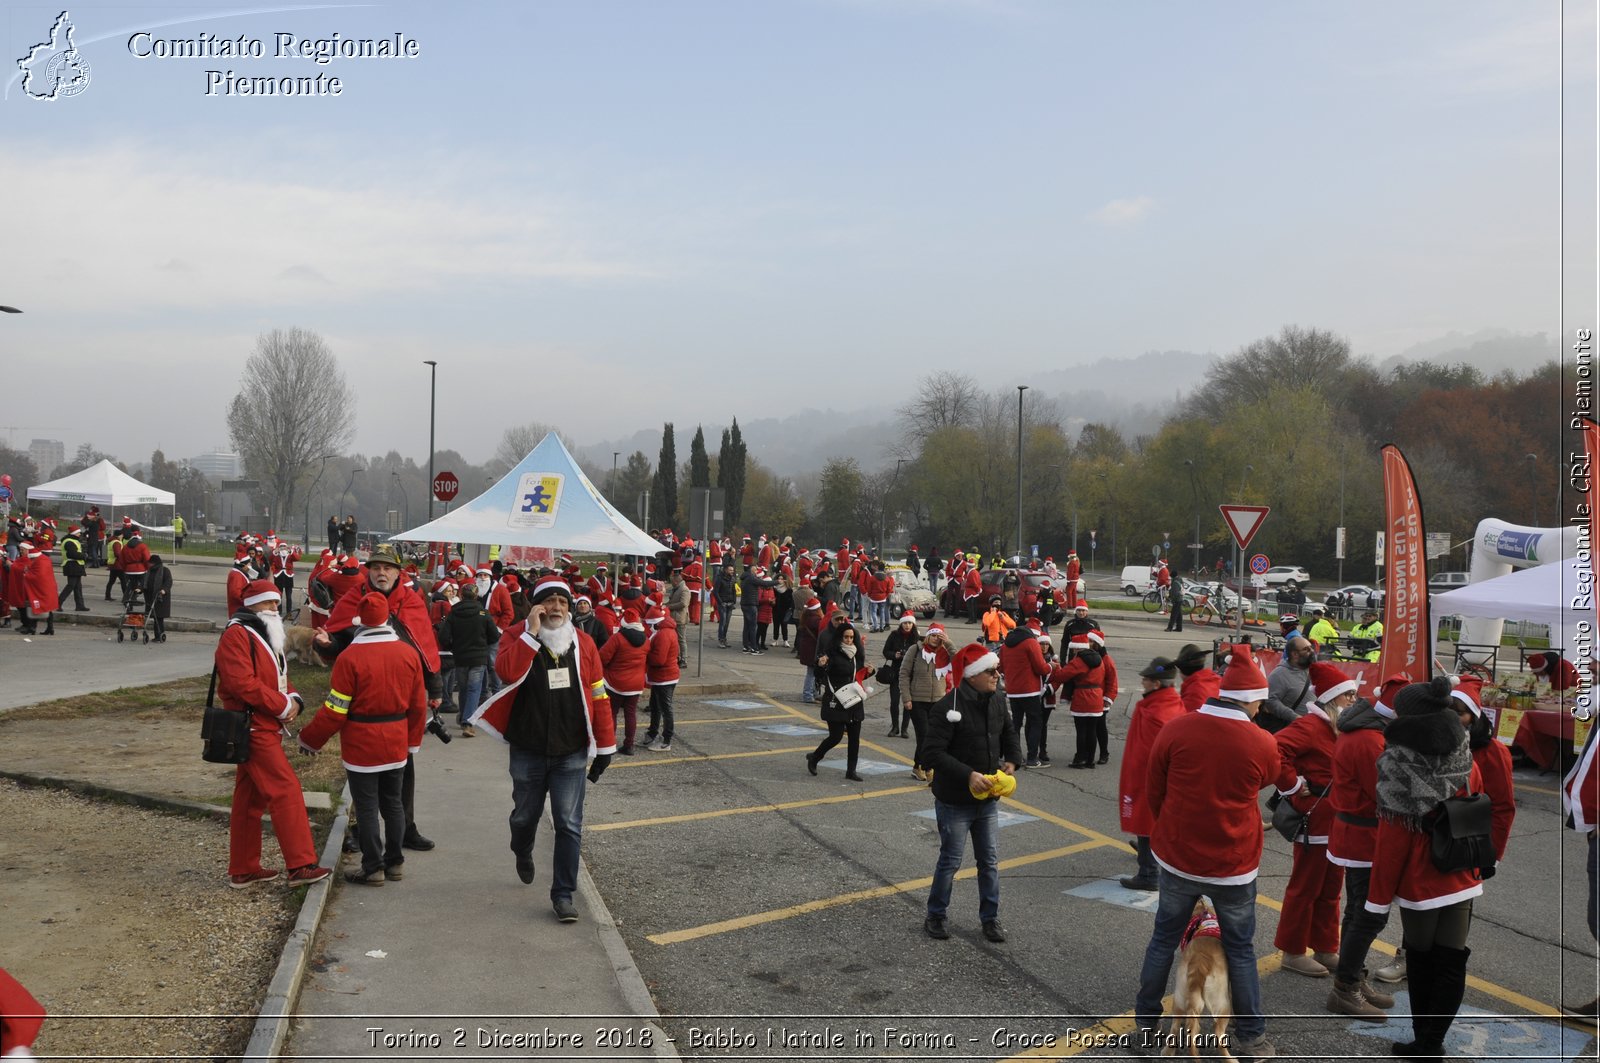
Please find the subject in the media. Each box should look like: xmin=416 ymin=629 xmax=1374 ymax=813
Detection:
xmin=1346 ymin=994 xmax=1588 ymax=1061
xmin=706 ymin=699 xmax=769 ymax=710
xmin=814 ymin=758 xmax=908 ymax=777
xmin=750 ymin=723 xmax=827 ymax=737
xmin=1064 ymin=877 xmax=1162 ymax=912
xmin=912 ymin=808 xmax=1040 ymax=828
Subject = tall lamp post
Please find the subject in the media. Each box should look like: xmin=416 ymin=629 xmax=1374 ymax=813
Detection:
xmin=391 ymin=472 xmax=410 ymax=528
xmin=339 ymin=467 xmax=364 ymax=519
xmin=1015 ymin=385 xmax=1029 ymax=560
xmin=423 ymin=360 xmax=438 ymax=522
xmin=612 ymin=451 xmax=621 ymax=503
xmin=1183 ymin=459 xmax=1202 ymax=576
xmin=880 ymin=457 xmax=907 ymax=552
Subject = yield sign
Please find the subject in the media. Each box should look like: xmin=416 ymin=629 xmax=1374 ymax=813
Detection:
xmin=1218 ymin=504 xmax=1270 ymax=550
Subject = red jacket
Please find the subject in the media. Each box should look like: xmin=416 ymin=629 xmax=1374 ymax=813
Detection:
xmin=1101 ymin=649 xmax=1120 ymax=704
xmin=325 ymin=580 xmax=441 ymax=674
xmin=1328 ymin=724 xmax=1386 ymax=868
xmin=298 ymin=627 xmax=427 ymax=770
xmin=119 ymin=538 xmax=151 ymax=576
xmin=1366 ymin=762 xmax=1485 ymax=912
xmin=961 ymin=567 xmax=983 ymax=600
xmin=999 ymin=629 xmax=1051 ymax=699
xmin=757 ymin=586 xmax=775 ymax=623
xmin=1274 ymin=707 xmax=1338 ymax=844
xmin=1119 ymin=685 xmax=1186 ymax=836
xmin=1052 ymin=651 xmax=1106 ymax=717
xmin=1180 ymin=669 xmax=1221 ymax=712
xmin=484 ymin=581 xmax=515 ymax=630
xmin=25 ymin=552 xmax=60 ymax=612
xmin=476 ymin=620 xmax=616 ymax=755
xmin=1565 ymin=724 xmax=1600 ymax=832
xmin=1473 ymin=740 xmax=1516 ymax=862
xmin=0 ymin=967 xmax=45 ymax=1057
xmin=270 ymin=549 xmax=301 ymax=578
xmin=1147 ymin=702 xmax=1281 ymax=884
xmin=864 ymin=572 xmax=890 ymax=604
xmin=646 ymin=617 xmax=681 ymax=685
xmin=214 ymin=618 xmax=299 ymax=733
xmin=226 ymin=567 xmax=252 ymax=616
xmin=598 ymin=625 xmax=649 ymax=695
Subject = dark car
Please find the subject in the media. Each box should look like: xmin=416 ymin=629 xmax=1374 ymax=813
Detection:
xmin=941 ymin=569 xmax=1059 ymax=623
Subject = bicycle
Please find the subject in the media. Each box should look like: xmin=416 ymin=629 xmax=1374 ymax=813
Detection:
xmin=1188 ymin=593 xmax=1220 ymax=626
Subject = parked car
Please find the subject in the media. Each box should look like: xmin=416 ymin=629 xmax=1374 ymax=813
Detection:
xmin=1324 ymin=584 xmax=1385 ymax=618
xmin=885 ymin=564 xmax=938 ymax=619
xmin=1428 ymin=571 xmax=1470 ymax=592
xmin=1262 ymin=565 xmax=1311 ymax=589
xmin=1181 ymin=578 xmax=1244 ymax=612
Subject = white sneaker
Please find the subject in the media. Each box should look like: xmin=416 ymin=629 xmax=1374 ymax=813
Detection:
xmin=648 ymin=739 xmax=672 ymax=752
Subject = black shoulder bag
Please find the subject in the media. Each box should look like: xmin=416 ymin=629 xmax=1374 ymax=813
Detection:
xmin=200 ymin=665 xmax=254 ymax=764
xmin=1429 ymin=789 xmax=1494 ymax=873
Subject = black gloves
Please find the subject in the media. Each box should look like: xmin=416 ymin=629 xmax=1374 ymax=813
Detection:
xmin=587 ymin=753 xmax=612 ymax=783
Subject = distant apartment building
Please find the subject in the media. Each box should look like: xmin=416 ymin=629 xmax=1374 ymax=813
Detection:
xmin=187 ymin=451 xmax=243 ymax=479
xmin=29 ymin=439 xmax=64 ymax=477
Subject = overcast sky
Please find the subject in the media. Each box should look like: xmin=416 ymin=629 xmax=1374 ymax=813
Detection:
xmin=2 ymin=0 xmax=1593 ymax=470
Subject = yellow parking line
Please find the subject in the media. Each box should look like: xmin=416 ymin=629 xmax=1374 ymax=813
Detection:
xmin=593 ymin=784 xmax=929 ymax=831
xmin=1519 ymin=782 xmax=1560 ymax=796
xmin=673 ymin=713 xmax=795 ymax=724
xmin=647 ymin=838 xmax=1116 ymax=946
xmin=606 ymin=745 xmax=814 ymax=768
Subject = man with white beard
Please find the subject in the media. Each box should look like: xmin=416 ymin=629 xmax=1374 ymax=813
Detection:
xmin=216 ymin=580 xmax=331 ymax=889
xmin=471 ymin=576 xmax=616 ymax=923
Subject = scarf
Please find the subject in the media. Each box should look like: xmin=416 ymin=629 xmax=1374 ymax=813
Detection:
xmin=1375 ymin=710 xmax=1471 ymax=832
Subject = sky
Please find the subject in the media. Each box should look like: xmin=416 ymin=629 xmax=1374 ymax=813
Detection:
xmin=1 ymin=0 xmax=1593 ymax=470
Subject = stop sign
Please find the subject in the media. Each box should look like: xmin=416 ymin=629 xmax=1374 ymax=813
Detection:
xmin=432 ymin=471 xmax=459 ymax=502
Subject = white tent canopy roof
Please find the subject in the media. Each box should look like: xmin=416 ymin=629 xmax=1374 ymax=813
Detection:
xmin=25 ymin=459 xmax=175 ymax=508
xmin=1432 ymin=556 xmax=1588 ymax=651
xmin=391 ymin=433 xmax=666 ymax=555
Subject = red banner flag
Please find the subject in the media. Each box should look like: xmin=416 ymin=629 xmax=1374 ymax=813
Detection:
xmin=1375 ymin=445 xmax=1431 ymax=689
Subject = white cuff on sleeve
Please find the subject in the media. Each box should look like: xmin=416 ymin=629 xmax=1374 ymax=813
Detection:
xmin=1278 ymin=777 xmax=1305 ymax=797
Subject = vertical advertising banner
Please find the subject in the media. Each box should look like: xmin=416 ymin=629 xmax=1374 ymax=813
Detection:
xmin=1376 ymin=445 xmax=1431 ymax=687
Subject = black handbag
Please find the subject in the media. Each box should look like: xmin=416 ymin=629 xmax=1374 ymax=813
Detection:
xmin=875 ymin=663 xmax=896 ymax=685
xmin=200 ymin=666 xmax=253 ymax=764
xmin=1429 ymin=792 xmax=1494 ymax=873
xmin=1267 ymin=789 xmax=1318 ymax=844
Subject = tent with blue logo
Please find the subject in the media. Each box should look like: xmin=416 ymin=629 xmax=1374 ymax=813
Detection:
xmin=390 ymin=433 xmax=665 ymax=555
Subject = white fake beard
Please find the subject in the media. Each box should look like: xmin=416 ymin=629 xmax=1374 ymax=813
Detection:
xmin=476 ymin=578 xmax=492 ymax=597
xmin=259 ymin=611 xmax=286 ymax=656
xmin=539 ymin=617 xmax=577 ymax=657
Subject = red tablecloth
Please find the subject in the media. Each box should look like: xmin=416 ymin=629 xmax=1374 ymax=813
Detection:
xmin=1510 ymin=708 xmax=1574 ymax=770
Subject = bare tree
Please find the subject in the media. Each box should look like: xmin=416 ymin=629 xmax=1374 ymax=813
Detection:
xmin=488 ymin=421 xmax=577 ymax=479
xmin=893 ymin=371 xmax=983 ymax=455
xmin=227 ymin=327 xmax=355 ymax=528
xmin=1185 ymin=325 xmax=1356 ymax=422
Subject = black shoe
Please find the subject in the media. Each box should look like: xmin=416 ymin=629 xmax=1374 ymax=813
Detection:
xmin=619 ymin=743 xmax=635 ymax=756
xmin=1119 ymin=876 xmax=1159 ymax=892
xmin=75 ymin=606 xmax=91 ymax=612
xmin=343 ymin=867 xmax=385 ymax=886
xmin=1068 ymin=760 xmax=1088 ymax=769
xmin=342 ymin=833 xmax=361 ymax=854
xmin=923 ymin=915 xmax=950 ymax=940
xmin=982 ymin=919 xmax=1006 ymax=943
xmin=402 ymin=829 xmax=435 ymax=852
xmin=845 ymin=771 xmax=864 ymax=782
xmin=887 ymin=727 xmax=900 ymax=737
xmin=1038 ymin=754 xmax=1050 ymax=765
xmin=806 ymin=753 xmax=819 ymax=776
xmin=1098 ymin=752 xmax=1110 ymax=765
xmin=553 ymin=897 xmax=579 ymax=923
xmin=515 ymin=855 xmax=535 ymax=884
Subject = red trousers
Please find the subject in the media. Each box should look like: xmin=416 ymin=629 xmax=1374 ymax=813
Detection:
xmin=1274 ymin=841 xmax=1344 ymax=954
xmin=689 ymin=596 xmax=702 ymax=624
xmin=229 ymin=728 xmax=318 ymax=875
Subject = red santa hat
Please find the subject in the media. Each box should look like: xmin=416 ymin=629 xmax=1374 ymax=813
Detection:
xmin=16 ymin=540 xmax=34 ymax=554
xmin=67 ymin=525 xmax=81 ymax=535
xmin=475 ymin=565 xmax=493 ymax=577
xmin=501 ymin=573 xmax=521 ymax=589
xmin=595 ymin=562 xmax=608 ymax=571
xmin=320 ymin=547 xmax=335 ymax=558
xmin=1309 ymin=661 xmax=1358 ymax=703
xmin=529 ymin=576 xmax=572 ymax=604
xmin=1025 ymin=617 xmax=1043 ymax=635
xmin=644 ymin=604 xmax=667 ymax=626
xmin=925 ymin=622 xmax=947 ymax=639
xmin=753 ymin=566 xmax=767 ymax=578
xmin=1372 ymin=673 xmax=1410 ymax=718
xmin=1217 ymin=645 xmax=1270 ymax=703
xmin=358 ymin=592 xmax=390 ymax=627
xmin=241 ymin=580 xmax=280 ymax=607
xmin=804 ymin=598 xmax=821 ymax=611
xmin=559 ymin=553 xmax=574 ymax=566
xmin=897 ymin=611 xmax=917 ymax=626
xmin=1086 ymin=629 xmax=1105 ymax=648
xmin=121 ymin=515 xmax=133 ymax=525
xmin=946 ymin=643 xmax=999 ymax=722
xmin=1450 ymin=675 xmax=1485 ymax=717
xmin=620 ymin=608 xmax=643 ymax=630
xmin=337 ymin=554 xmax=355 ymax=569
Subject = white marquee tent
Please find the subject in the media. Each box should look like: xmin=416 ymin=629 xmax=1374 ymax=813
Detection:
xmin=1431 ymin=556 xmax=1590 ymax=653
xmin=26 ymin=459 xmax=176 ymax=509
xmin=391 ymin=433 xmax=665 ymax=556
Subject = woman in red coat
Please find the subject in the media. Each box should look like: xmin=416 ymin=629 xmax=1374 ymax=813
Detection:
xmin=1451 ymin=678 xmax=1515 ymax=867
xmin=1117 ymin=656 xmax=1186 ymax=890
xmin=1367 ymin=677 xmax=1485 ymax=1063
xmin=1273 ymin=662 xmax=1357 ymax=977
xmin=599 ymin=610 xmax=649 ymax=755
xmin=1050 ymin=636 xmax=1105 ymax=769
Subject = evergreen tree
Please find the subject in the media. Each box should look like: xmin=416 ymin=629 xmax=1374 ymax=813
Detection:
xmin=724 ymin=418 xmax=748 ymax=529
xmin=650 ymin=422 xmax=679 ymax=530
xmin=689 ymin=425 xmax=711 ymax=488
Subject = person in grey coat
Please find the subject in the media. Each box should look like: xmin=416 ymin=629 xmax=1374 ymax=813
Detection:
xmin=1263 ymin=636 xmax=1317 ymax=732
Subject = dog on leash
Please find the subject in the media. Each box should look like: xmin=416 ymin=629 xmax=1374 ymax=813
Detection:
xmin=282 ymin=614 xmax=324 ymax=667
xmin=1163 ymin=898 xmax=1238 ymax=1061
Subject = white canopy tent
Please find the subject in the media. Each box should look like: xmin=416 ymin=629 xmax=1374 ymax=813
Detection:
xmin=391 ymin=433 xmax=666 ymax=557
xmin=1431 ymin=556 xmax=1590 ymax=656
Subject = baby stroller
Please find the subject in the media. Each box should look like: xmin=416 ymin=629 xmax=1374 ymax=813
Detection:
xmin=117 ymin=574 xmax=150 ymax=644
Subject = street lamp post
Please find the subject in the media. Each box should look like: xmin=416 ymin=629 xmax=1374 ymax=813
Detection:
xmin=880 ymin=457 xmax=907 ymax=552
xmin=392 ymin=472 xmax=410 ymax=528
xmin=339 ymin=467 xmax=364 ymax=521
xmin=1015 ymin=385 xmax=1028 ymax=560
xmin=423 ymin=360 xmax=438 ymax=522
xmin=1183 ymin=459 xmax=1202 ymax=576
xmin=612 ymin=452 xmax=621 ymax=503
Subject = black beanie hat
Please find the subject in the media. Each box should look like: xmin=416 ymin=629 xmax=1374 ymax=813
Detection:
xmin=1393 ymin=675 xmax=1454 ymax=718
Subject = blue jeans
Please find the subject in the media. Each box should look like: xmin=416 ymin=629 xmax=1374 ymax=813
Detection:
xmin=455 ymin=665 xmax=486 ymax=726
xmin=927 ymin=798 xmax=1000 ymax=922
xmin=485 ymin=639 xmax=502 ymax=695
xmin=802 ymin=666 xmax=816 ymax=702
xmin=507 ymin=748 xmax=587 ymax=902
xmin=717 ymin=602 xmax=733 ymax=643
xmin=1135 ymin=868 xmax=1265 ymax=1041
xmin=869 ymin=601 xmax=888 ymax=629
xmin=741 ymin=606 xmax=759 ymax=650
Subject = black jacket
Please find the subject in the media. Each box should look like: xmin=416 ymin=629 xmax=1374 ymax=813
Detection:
xmin=143 ymin=562 xmax=173 ymax=619
xmin=923 ymin=681 xmax=1023 ymax=806
xmin=816 ymin=634 xmax=864 ymax=723
xmin=738 ymin=570 xmax=774 ymax=608
xmin=439 ymin=597 xmax=499 ymax=668
xmin=713 ymin=568 xmax=737 ymax=605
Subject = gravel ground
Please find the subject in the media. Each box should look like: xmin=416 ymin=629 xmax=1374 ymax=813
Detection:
xmin=1 ymin=779 xmax=305 ymax=1059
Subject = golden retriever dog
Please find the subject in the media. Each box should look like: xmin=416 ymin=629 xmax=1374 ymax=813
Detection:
xmin=282 ymin=613 xmax=324 ymax=667
xmin=1164 ymin=898 xmax=1238 ymax=1061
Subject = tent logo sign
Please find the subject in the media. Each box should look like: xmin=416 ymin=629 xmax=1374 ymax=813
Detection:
xmin=510 ymin=473 xmax=563 ymax=529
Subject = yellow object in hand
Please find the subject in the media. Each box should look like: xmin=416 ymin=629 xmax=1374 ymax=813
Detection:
xmin=970 ymin=770 xmax=1017 ymax=800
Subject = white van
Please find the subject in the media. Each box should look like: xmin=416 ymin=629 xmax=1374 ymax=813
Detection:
xmin=1121 ymin=565 xmax=1155 ymax=596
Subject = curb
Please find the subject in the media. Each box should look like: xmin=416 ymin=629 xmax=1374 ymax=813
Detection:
xmin=576 ymin=860 xmax=683 ymax=1061
xmin=37 ymin=611 xmax=217 ymax=633
xmin=245 ymin=783 xmax=350 ymax=1062
xmin=0 ymin=770 xmax=231 ymax=821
